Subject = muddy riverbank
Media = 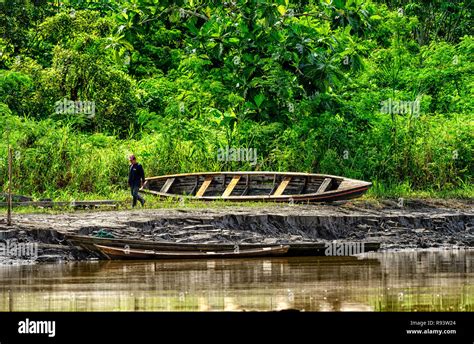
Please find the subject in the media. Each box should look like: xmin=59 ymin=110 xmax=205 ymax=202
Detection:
xmin=0 ymin=199 xmax=472 ymax=263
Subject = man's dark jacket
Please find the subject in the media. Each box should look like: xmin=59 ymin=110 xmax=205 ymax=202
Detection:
xmin=129 ymin=163 xmax=145 ymax=187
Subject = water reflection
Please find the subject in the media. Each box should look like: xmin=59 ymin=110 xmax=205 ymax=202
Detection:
xmin=0 ymin=250 xmax=472 ymax=311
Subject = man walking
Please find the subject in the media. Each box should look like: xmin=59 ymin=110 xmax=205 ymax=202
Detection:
xmin=128 ymin=154 xmax=146 ymax=207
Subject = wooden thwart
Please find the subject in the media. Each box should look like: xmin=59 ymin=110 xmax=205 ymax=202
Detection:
xmin=160 ymin=178 xmax=175 ymax=194
xmin=317 ymin=178 xmax=332 ymax=194
xmin=273 ymin=176 xmax=292 ymax=196
xmin=196 ymin=176 xmax=213 ymax=197
xmin=222 ymin=175 xmax=241 ymax=197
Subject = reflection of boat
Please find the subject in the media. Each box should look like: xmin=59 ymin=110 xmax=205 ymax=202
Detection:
xmin=140 ymin=171 xmax=372 ymax=202
xmin=67 ymin=234 xmax=380 ymax=258
xmin=94 ymin=244 xmax=289 ymax=260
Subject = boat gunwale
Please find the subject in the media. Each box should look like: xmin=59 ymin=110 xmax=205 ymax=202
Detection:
xmin=145 ymin=171 xmax=351 ymax=181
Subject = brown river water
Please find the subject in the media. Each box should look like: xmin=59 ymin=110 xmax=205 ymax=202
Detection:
xmin=0 ymin=250 xmax=472 ymax=312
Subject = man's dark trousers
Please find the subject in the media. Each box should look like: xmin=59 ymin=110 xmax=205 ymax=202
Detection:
xmin=131 ymin=184 xmax=145 ymax=207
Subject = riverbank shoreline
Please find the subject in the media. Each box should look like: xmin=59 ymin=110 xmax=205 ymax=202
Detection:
xmin=0 ymin=199 xmax=472 ymax=264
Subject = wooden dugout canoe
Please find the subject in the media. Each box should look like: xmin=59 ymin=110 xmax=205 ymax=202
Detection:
xmin=94 ymin=244 xmax=290 ymax=260
xmin=140 ymin=171 xmax=371 ymax=202
xmin=66 ymin=235 xmax=380 ymax=258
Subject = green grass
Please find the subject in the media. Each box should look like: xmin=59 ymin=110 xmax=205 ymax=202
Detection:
xmin=366 ymin=181 xmax=474 ymax=199
xmin=0 ymin=185 xmax=471 ymax=215
xmin=0 ymin=190 xmax=281 ymax=215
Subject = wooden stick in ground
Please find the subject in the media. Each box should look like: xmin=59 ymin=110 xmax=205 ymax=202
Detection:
xmin=7 ymin=146 xmax=12 ymax=226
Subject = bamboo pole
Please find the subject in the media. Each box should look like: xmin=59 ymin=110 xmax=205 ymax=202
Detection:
xmin=7 ymin=146 xmax=12 ymax=226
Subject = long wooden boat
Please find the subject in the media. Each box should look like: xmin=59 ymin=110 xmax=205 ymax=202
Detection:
xmin=94 ymin=244 xmax=289 ymax=260
xmin=140 ymin=171 xmax=371 ymax=202
xmin=66 ymin=234 xmax=380 ymax=257
xmin=0 ymin=199 xmax=118 ymax=208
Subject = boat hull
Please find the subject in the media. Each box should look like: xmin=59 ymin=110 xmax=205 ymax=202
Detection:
xmin=94 ymin=244 xmax=289 ymax=260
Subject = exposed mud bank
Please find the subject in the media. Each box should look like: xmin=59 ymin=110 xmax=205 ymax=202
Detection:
xmin=0 ymin=199 xmax=472 ymax=264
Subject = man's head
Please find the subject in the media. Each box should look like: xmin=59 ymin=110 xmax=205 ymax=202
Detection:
xmin=129 ymin=154 xmax=136 ymax=164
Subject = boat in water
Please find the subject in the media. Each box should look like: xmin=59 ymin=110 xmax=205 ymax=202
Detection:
xmin=66 ymin=235 xmax=380 ymax=259
xmin=140 ymin=171 xmax=371 ymax=202
xmin=94 ymin=244 xmax=289 ymax=260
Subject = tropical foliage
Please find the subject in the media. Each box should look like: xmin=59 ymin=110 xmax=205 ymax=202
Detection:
xmin=0 ymin=0 xmax=472 ymax=198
